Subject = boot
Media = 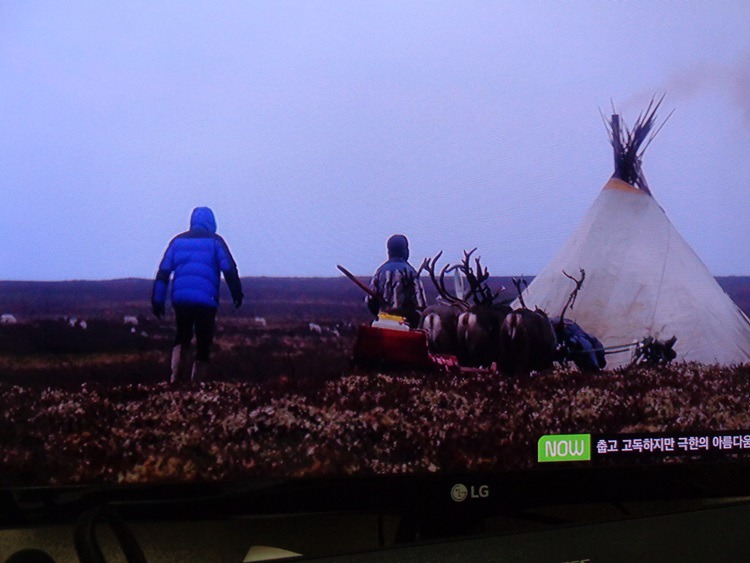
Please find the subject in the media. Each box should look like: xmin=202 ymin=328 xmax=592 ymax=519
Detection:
xmin=191 ymin=361 xmax=209 ymax=382
xmin=170 ymin=345 xmax=189 ymax=383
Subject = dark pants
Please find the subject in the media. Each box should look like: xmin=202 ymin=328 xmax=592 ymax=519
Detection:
xmin=174 ymin=305 xmax=217 ymax=362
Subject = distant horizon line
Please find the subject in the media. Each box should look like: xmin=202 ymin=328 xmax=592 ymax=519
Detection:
xmin=2 ymin=274 xmax=750 ymax=283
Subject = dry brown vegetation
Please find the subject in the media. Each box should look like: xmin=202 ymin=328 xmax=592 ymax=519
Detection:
xmin=2 ymin=360 xmax=750 ymax=486
xmin=1 ymin=277 xmax=749 ymax=487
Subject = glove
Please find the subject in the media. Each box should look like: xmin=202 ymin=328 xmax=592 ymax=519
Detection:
xmin=152 ymin=301 xmax=165 ymax=319
xmin=233 ymin=294 xmax=244 ymax=309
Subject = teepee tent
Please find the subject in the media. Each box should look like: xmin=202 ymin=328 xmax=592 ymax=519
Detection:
xmin=519 ymin=101 xmax=750 ymax=368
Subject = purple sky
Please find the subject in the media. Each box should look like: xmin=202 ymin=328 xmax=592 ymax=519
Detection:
xmin=1 ymin=1 xmax=749 ymax=279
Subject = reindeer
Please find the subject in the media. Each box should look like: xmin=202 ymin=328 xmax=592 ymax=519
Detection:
xmin=498 ymin=278 xmax=557 ymax=375
xmin=419 ymin=249 xmax=510 ymax=367
xmin=453 ymin=249 xmax=512 ymax=367
xmin=418 ymin=252 xmax=464 ymax=356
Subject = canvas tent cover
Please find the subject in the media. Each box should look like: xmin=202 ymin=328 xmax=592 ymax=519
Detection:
xmin=521 ymin=178 xmax=750 ymax=368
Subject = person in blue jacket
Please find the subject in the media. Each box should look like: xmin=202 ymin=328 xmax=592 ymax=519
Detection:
xmin=151 ymin=207 xmax=244 ymax=383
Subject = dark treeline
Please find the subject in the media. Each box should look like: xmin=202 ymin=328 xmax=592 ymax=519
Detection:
xmin=0 ymin=276 xmax=748 ymax=319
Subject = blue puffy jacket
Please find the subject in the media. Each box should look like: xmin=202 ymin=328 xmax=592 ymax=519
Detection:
xmin=152 ymin=207 xmax=243 ymax=309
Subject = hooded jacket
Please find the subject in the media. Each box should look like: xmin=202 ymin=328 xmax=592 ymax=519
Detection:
xmin=368 ymin=234 xmax=426 ymax=317
xmin=152 ymin=207 xmax=243 ymax=309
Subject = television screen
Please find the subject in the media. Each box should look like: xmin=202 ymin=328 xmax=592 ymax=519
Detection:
xmin=1 ymin=0 xmax=750 ymax=530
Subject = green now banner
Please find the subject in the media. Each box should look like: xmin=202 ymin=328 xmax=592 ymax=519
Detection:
xmin=538 ymin=434 xmax=591 ymax=462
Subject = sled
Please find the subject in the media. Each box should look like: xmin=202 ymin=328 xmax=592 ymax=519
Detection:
xmin=353 ymin=317 xmax=459 ymax=371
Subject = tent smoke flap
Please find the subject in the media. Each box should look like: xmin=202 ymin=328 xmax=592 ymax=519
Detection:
xmin=606 ymin=95 xmax=672 ymax=195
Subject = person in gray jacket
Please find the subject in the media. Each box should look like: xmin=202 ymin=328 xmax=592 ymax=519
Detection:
xmin=367 ymin=234 xmax=426 ymax=328
xmin=152 ymin=207 xmax=243 ymax=382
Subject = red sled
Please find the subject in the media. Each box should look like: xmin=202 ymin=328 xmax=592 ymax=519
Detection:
xmin=353 ymin=325 xmax=459 ymax=371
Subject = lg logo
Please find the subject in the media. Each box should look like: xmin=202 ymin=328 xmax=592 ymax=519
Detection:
xmin=450 ymin=484 xmax=468 ymax=502
xmin=451 ymin=484 xmax=489 ymax=502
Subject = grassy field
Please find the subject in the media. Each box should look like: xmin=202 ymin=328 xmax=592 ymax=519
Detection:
xmin=2 ymin=361 xmax=750 ymax=486
xmin=1 ymin=277 xmax=749 ymax=486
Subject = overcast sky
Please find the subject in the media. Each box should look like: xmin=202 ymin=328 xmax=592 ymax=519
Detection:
xmin=2 ymin=1 xmax=749 ymax=280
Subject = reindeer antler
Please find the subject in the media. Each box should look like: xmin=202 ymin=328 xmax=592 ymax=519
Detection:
xmin=557 ymin=269 xmax=586 ymax=329
xmin=421 ymin=251 xmax=468 ymax=309
xmin=472 ymin=254 xmax=502 ymax=305
xmin=452 ymin=248 xmax=502 ymax=307
xmin=423 ymin=249 xmax=504 ymax=310
xmin=512 ymin=277 xmax=528 ymax=309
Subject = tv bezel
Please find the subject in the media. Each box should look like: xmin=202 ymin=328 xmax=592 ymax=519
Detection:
xmin=5 ymin=457 xmax=750 ymax=530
